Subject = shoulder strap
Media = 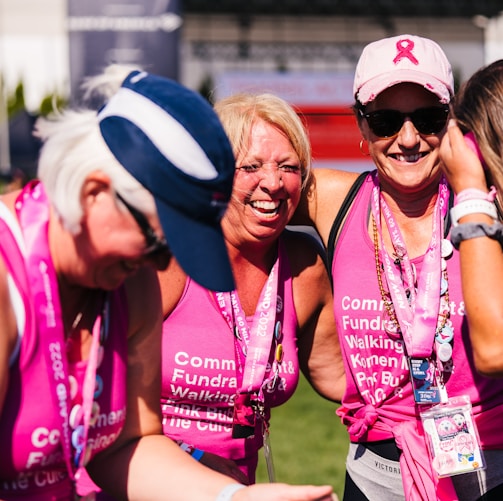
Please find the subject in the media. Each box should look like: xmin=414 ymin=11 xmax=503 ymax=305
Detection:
xmin=326 ymin=171 xmax=369 ymax=285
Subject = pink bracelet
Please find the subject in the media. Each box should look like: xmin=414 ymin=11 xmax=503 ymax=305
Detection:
xmin=455 ymin=186 xmax=497 ymax=204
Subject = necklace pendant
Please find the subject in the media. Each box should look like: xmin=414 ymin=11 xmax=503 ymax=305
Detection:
xmin=441 ymin=239 xmax=454 ymax=259
xmin=436 ymin=322 xmax=454 ymax=344
xmin=436 ymin=340 xmax=453 ymax=363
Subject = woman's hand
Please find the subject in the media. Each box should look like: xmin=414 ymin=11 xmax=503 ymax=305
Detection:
xmin=235 ymin=483 xmax=336 ymax=501
xmin=440 ymin=119 xmax=488 ymax=194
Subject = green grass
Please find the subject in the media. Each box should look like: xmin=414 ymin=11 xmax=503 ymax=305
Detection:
xmin=256 ymin=374 xmax=349 ymax=500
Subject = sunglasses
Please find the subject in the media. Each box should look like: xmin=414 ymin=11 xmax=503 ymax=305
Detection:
xmin=116 ymin=193 xmax=170 ymax=256
xmin=359 ymin=106 xmax=450 ymax=138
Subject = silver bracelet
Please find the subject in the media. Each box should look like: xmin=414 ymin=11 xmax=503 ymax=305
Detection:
xmin=215 ymin=484 xmax=246 ymax=501
xmin=450 ymin=222 xmax=503 ymax=249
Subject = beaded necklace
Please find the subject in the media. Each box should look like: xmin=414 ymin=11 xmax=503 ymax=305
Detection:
xmin=372 ymin=216 xmax=454 ymax=371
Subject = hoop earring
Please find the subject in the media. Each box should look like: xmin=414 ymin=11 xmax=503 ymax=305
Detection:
xmin=359 ymin=139 xmax=370 ymax=157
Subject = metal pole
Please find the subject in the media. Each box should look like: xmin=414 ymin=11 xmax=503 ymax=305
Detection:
xmin=0 ymin=0 xmax=11 ymax=175
xmin=0 ymin=75 xmax=10 ymax=175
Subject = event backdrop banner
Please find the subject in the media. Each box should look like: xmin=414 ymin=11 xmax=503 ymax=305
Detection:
xmin=67 ymin=0 xmax=181 ymax=103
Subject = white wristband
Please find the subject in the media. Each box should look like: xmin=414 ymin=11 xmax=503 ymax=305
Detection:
xmin=215 ymin=484 xmax=246 ymax=501
xmin=450 ymin=199 xmax=498 ymax=227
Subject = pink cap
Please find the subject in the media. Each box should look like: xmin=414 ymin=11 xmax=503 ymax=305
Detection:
xmin=354 ymin=34 xmax=454 ymax=105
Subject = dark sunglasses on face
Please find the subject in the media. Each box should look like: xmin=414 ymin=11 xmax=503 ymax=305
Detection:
xmin=116 ymin=192 xmax=170 ymax=256
xmin=359 ymin=105 xmax=450 ymax=138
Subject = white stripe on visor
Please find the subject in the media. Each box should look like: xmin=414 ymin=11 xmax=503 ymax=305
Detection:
xmin=98 ymin=87 xmax=219 ymax=180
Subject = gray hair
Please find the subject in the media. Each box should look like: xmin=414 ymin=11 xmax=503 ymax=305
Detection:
xmin=34 ymin=64 xmax=156 ymax=234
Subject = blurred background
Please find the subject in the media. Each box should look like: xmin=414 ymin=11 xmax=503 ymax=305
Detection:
xmin=1 ymin=0 xmax=503 ymax=186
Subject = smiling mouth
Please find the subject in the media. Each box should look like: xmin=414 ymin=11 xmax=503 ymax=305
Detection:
xmin=249 ymin=200 xmax=281 ymax=217
xmin=389 ymin=152 xmax=428 ymax=163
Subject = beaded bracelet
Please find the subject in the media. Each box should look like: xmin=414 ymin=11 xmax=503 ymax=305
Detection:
xmin=456 ymin=185 xmax=497 ymax=204
xmin=450 ymin=222 xmax=503 ymax=249
xmin=215 ymin=484 xmax=246 ymax=501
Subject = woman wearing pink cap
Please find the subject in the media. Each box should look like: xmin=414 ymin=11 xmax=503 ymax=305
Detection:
xmin=0 ymin=64 xmax=336 ymax=501
xmin=293 ymin=35 xmax=503 ymax=500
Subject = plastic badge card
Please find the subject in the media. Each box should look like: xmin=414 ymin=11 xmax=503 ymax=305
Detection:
xmin=420 ymin=395 xmax=485 ymax=477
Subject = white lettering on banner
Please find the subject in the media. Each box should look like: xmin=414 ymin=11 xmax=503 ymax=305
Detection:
xmin=67 ymin=14 xmax=182 ymax=33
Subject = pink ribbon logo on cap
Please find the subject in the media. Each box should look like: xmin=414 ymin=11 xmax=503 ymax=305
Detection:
xmin=393 ymin=39 xmax=419 ymax=65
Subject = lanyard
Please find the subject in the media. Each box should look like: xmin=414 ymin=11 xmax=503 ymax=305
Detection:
xmin=214 ymin=255 xmax=280 ymax=395
xmin=15 ymin=181 xmax=104 ymax=476
xmin=370 ymin=174 xmax=450 ymax=357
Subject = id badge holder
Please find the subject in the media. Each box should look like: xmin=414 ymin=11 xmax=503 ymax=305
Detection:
xmin=409 ymin=357 xmax=441 ymax=404
xmin=420 ymin=395 xmax=485 ymax=477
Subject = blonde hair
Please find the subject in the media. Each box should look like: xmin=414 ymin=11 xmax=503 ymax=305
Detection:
xmin=214 ymin=92 xmax=312 ymax=188
xmin=452 ymin=60 xmax=503 ymax=199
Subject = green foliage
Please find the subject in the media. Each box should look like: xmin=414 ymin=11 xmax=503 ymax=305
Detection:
xmin=256 ymin=374 xmax=348 ymax=500
xmin=7 ymin=82 xmax=25 ymax=117
xmin=2 ymin=76 xmax=67 ymax=117
xmin=39 ymin=93 xmax=67 ymax=117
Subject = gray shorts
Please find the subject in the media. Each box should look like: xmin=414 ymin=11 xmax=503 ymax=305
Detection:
xmin=346 ymin=443 xmax=503 ymax=501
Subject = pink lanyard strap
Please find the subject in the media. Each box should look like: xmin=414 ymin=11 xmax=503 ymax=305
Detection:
xmin=371 ymin=174 xmax=450 ymax=357
xmin=214 ymin=248 xmax=283 ymax=396
xmin=15 ymin=181 xmax=104 ymax=475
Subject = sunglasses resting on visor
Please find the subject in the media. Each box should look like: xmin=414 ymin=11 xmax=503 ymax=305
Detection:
xmin=359 ymin=105 xmax=450 ymax=138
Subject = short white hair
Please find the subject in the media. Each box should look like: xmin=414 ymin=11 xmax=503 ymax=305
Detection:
xmin=34 ymin=64 xmax=156 ymax=234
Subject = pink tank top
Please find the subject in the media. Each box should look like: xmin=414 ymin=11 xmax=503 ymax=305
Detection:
xmin=0 ymin=182 xmax=128 ymax=500
xmin=161 ymin=238 xmax=299 ymax=483
xmin=334 ymin=172 xmax=503 ymax=446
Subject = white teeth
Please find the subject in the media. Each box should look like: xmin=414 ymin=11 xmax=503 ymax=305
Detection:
xmin=396 ymin=154 xmax=421 ymax=162
xmin=250 ymin=200 xmax=279 ymax=210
